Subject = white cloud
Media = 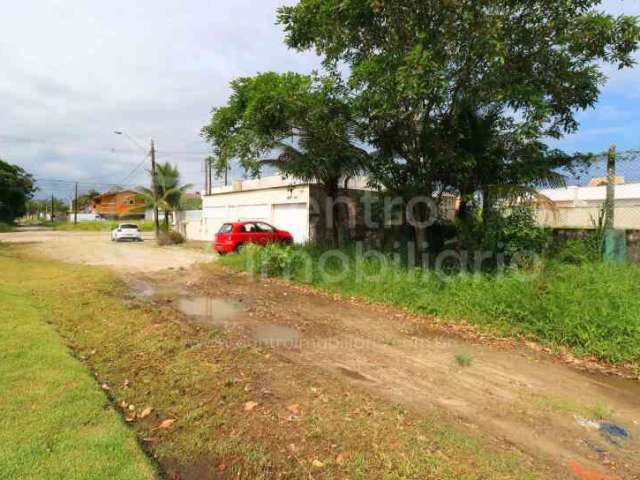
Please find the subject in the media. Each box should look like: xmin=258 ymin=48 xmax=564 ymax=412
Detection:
xmin=0 ymin=0 xmax=319 ymax=198
xmin=1 ymin=0 xmax=640 ymax=198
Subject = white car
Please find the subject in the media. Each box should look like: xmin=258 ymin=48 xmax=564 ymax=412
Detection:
xmin=111 ymin=223 xmax=143 ymax=242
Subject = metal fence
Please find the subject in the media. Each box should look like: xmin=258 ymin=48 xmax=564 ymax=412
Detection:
xmin=534 ymin=146 xmax=640 ymax=262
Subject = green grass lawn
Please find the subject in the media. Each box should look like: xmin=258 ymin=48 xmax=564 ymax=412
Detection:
xmin=52 ymin=220 xmax=155 ymax=232
xmin=0 ymin=248 xmax=155 ymax=479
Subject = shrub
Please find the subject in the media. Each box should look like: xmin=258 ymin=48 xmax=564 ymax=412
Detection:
xmin=157 ymin=230 xmax=185 ymax=245
xmin=0 ymin=222 xmax=14 ymax=233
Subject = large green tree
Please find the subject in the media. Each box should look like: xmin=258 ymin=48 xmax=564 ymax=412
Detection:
xmin=202 ymin=72 xmax=369 ymax=245
xmin=278 ymin=0 xmax=640 ymax=246
xmin=0 ymin=158 xmax=36 ymax=223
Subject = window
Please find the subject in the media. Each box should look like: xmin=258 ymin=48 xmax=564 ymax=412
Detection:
xmin=218 ymin=224 xmax=233 ymax=234
xmin=241 ymin=223 xmax=257 ymax=233
xmin=120 ymin=224 xmax=139 ymax=230
xmin=255 ymin=222 xmax=276 ymax=232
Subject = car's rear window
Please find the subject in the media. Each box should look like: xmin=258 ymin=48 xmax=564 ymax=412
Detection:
xmin=218 ymin=224 xmax=233 ymax=233
xmin=121 ymin=224 xmax=139 ymax=230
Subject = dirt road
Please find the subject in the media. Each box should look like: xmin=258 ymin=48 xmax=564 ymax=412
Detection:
xmin=5 ymin=229 xmax=639 ymax=479
xmin=168 ymin=268 xmax=640 ymax=480
xmin=0 ymin=228 xmax=211 ymax=272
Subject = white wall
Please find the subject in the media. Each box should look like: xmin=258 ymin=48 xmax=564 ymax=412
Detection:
xmin=537 ymin=183 xmax=640 ymax=229
xmin=186 ymin=185 xmax=311 ymax=242
xmin=67 ymin=213 xmax=98 ymax=222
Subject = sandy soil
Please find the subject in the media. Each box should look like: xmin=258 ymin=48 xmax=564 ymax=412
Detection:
xmin=5 ymin=229 xmax=639 ymax=478
xmin=0 ymin=228 xmax=212 ymax=272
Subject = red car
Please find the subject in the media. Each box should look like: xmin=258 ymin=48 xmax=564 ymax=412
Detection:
xmin=214 ymin=221 xmax=294 ymax=255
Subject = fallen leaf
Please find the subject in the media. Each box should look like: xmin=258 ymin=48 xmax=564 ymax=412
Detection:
xmin=123 ymin=379 xmax=130 ymax=388
xmin=287 ymin=404 xmax=302 ymax=415
xmin=335 ymin=453 xmax=345 ymax=464
xmin=101 ymin=383 xmax=110 ymax=391
xmin=312 ymin=459 xmax=324 ymax=468
xmin=139 ymin=407 xmax=153 ymax=419
xmin=156 ymin=419 xmax=176 ymax=429
xmin=244 ymin=401 xmax=258 ymax=412
xmin=128 ymin=404 xmax=136 ymax=411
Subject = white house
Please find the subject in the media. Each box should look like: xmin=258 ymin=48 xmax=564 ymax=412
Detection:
xmin=179 ymin=175 xmax=370 ymax=242
xmin=537 ymin=183 xmax=640 ymax=230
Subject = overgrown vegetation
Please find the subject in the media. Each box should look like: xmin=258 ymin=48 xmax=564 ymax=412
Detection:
xmin=221 ymin=242 xmax=640 ymax=366
xmin=0 ymin=222 xmax=15 ymax=232
xmin=0 ymin=244 xmax=546 ymax=479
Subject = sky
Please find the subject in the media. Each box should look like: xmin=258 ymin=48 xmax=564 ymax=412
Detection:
xmin=1 ymin=0 xmax=639 ymax=201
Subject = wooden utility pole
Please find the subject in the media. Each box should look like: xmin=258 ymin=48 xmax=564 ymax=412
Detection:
xmin=204 ymin=158 xmax=210 ymax=195
xmin=208 ymin=159 xmax=213 ymax=195
xmin=74 ymin=182 xmax=78 ymax=225
xmin=150 ymin=139 xmax=160 ymax=236
xmin=605 ymin=145 xmax=616 ymax=231
xmin=50 ymin=194 xmax=55 ymax=222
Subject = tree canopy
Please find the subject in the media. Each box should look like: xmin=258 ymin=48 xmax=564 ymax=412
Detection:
xmin=0 ymin=158 xmax=36 ymax=223
xmin=202 ymin=72 xmax=368 ymax=191
xmin=276 ymin=0 xmax=640 ymax=244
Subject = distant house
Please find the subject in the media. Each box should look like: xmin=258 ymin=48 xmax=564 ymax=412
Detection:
xmin=91 ymin=190 xmax=145 ymax=219
xmin=537 ymin=181 xmax=640 ymax=230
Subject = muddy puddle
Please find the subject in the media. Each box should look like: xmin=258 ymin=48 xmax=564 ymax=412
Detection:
xmin=125 ymin=277 xmax=186 ymax=300
xmin=253 ymin=324 xmax=301 ymax=347
xmin=176 ymin=296 xmax=244 ymax=326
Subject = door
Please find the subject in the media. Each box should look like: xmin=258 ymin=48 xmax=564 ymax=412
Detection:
xmin=272 ymin=203 xmax=308 ymax=244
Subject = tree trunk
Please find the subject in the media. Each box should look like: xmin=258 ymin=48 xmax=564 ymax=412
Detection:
xmin=325 ymin=180 xmax=340 ymax=249
xmin=481 ymin=186 xmax=492 ymax=226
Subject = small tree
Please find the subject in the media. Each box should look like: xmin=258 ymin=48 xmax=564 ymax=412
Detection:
xmin=137 ymin=163 xmax=192 ymax=235
xmin=202 ymin=72 xmax=368 ymax=246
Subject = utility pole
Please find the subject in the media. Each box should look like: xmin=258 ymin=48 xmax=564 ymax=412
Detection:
xmin=208 ymin=159 xmax=213 ymax=195
xmin=74 ymin=182 xmax=78 ymax=225
xmin=224 ymin=164 xmax=228 ymax=187
xmin=50 ymin=194 xmax=55 ymax=222
xmin=204 ymin=158 xmax=209 ymax=195
xmin=150 ymin=139 xmax=160 ymax=236
xmin=605 ymin=145 xmax=616 ymax=231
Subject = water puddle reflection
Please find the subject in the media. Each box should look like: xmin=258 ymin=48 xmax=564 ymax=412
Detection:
xmin=176 ymin=296 xmax=244 ymax=326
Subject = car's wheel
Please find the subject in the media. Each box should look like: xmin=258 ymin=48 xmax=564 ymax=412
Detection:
xmin=233 ymin=243 xmax=244 ymax=254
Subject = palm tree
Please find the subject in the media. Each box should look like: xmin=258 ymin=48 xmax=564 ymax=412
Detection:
xmin=137 ymin=163 xmax=192 ymax=237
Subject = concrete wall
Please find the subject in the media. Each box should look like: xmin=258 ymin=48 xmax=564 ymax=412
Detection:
xmin=188 ymin=184 xmax=311 ymax=242
xmin=67 ymin=213 xmax=98 ymax=222
xmin=537 ymin=183 xmax=640 ymax=230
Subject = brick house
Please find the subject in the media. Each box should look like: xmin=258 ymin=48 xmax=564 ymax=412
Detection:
xmin=91 ymin=190 xmax=145 ymax=219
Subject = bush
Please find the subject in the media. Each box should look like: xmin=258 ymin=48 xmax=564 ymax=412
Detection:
xmin=552 ymin=237 xmax=602 ymax=265
xmin=232 ymin=243 xmax=308 ymax=278
xmin=0 ymin=222 xmax=14 ymax=233
xmin=157 ymin=230 xmax=185 ymax=245
xmin=485 ymin=206 xmax=552 ymax=259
